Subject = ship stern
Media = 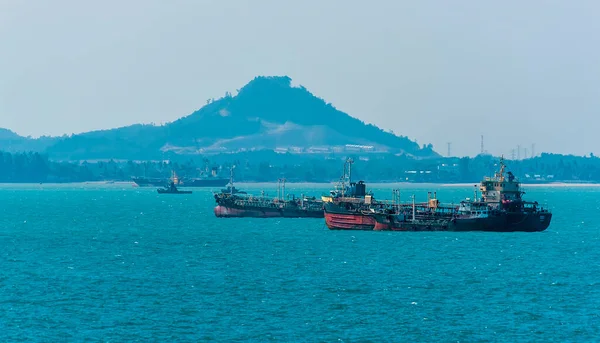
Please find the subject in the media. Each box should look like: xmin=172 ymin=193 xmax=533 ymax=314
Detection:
xmin=534 ymin=212 xmax=552 ymax=232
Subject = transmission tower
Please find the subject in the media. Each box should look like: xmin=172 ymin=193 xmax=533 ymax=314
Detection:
xmin=480 ymin=135 xmax=484 ymax=154
xmin=517 ymin=145 xmax=521 ymax=160
xmin=511 ymin=149 xmax=516 ymax=160
xmin=531 ymin=143 xmax=535 ymax=158
xmin=447 ymin=142 xmax=451 ymax=157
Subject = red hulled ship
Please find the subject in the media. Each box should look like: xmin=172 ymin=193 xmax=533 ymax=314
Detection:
xmin=322 ymin=158 xmax=387 ymax=230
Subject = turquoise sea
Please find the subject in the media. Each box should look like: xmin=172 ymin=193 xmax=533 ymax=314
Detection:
xmin=1 ymin=182 xmax=599 ymax=342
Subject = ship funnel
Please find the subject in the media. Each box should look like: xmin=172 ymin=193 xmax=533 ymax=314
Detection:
xmin=355 ymin=181 xmax=366 ymax=197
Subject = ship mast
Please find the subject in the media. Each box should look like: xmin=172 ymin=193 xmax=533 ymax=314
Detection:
xmin=277 ymin=178 xmax=286 ymax=200
xmin=392 ymin=189 xmax=400 ymax=211
xmin=495 ymin=155 xmax=506 ymax=182
xmin=411 ymin=194 xmax=416 ymax=222
xmin=229 ymin=165 xmax=235 ymax=195
xmin=335 ymin=158 xmax=355 ymax=198
xmin=347 ymin=157 xmax=353 ymax=184
xmin=282 ymin=178 xmax=286 ymax=200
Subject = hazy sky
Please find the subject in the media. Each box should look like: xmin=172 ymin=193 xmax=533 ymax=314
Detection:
xmin=1 ymin=0 xmax=598 ymax=157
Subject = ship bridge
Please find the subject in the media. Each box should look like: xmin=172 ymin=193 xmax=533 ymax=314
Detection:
xmin=479 ymin=157 xmax=523 ymax=204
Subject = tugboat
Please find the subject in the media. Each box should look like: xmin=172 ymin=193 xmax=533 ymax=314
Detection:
xmin=367 ymin=157 xmax=552 ymax=232
xmin=157 ymin=171 xmax=192 ymax=194
xmin=220 ymin=166 xmax=247 ymax=195
xmin=133 ymin=166 xmax=228 ymax=187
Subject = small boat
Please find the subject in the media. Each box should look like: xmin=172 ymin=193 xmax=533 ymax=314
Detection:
xmin=221 ymin=185 xmax=246 ymax=194
xmin=157 ymin=171 xmax=192 ymax=194
xmin=220 ymin=166 xmax=247 ymax=194
xmin=157 ymin=182 xmax=192 ymax=194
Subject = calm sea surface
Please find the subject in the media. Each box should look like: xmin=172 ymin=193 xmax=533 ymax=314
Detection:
xmin=1 ymin=182 xmax=599 ymax=342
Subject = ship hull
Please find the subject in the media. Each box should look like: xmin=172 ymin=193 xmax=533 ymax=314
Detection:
xmin=370 ymin=212 xmax=552 ymax=232
xmin=448 ymin=212 xmax=552 ymax=232
xmin=214 ymin=205 xmax=323 ymax=218
xmin=324 ymin=212 xmax=376 ymax=230
xmin=323 ymin=201 xmax=375 ymax=230
xmin=372 ymin=215 xmax=449 ymax=231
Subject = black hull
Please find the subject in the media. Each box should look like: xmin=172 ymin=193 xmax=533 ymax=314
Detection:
xmin=371 ymin=212 xmax=552 ymax=232
xmin=449 ymin=212 xmax=552 ymax=232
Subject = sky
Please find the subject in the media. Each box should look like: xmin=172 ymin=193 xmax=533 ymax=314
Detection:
xmin=1 ymin=0 xmax=599 ymax=157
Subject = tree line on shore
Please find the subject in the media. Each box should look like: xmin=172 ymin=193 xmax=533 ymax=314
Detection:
xmin=1 ymin=150 xmax=600 ymax=184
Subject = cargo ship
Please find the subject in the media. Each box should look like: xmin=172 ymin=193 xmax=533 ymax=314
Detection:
xmin=367 ymin=157 xmax=552 ymax=232
xmin=214 ymin=175 xmax=324 ymax=218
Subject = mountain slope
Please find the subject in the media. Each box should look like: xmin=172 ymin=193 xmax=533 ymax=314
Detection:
xmin=26 ymin=76 xmax=438 ymax=159
xmin=165 ymin=76 xmax=430 ymax=153
xmin=45 ymin=124 xmax=166 ymax=160
xmin=0 ymin=128 xmax=57 ymax=153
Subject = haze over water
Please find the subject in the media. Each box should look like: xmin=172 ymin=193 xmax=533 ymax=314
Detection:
xmin=1 ymin=183 xmax=599 ymax=341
